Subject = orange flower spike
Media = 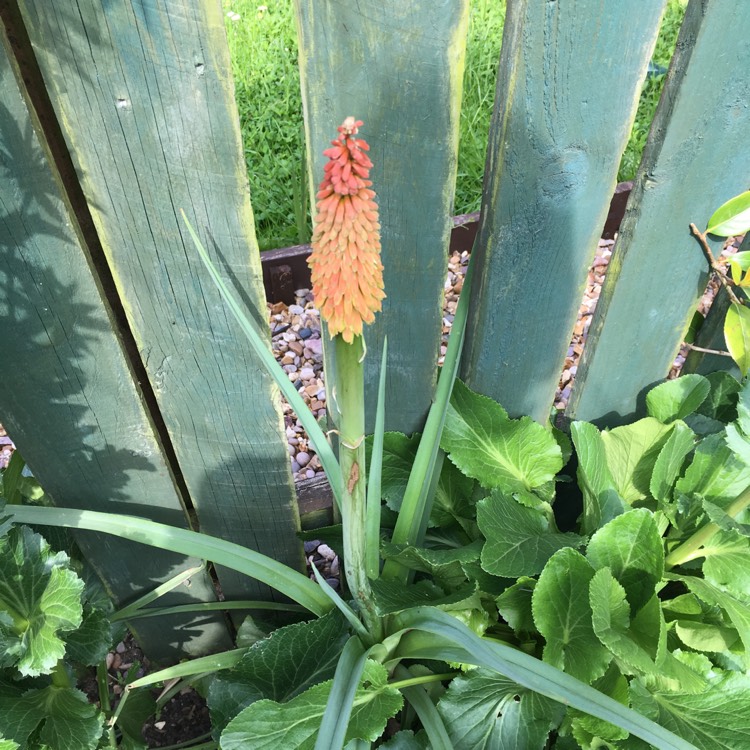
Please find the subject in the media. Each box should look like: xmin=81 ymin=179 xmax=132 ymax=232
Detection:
xmin=308 ymin=117 xmax=385 ymax=343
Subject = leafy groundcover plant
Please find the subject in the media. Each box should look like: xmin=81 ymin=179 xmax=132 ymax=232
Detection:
xmin=2 ymin=122 xmax=750 ymax=749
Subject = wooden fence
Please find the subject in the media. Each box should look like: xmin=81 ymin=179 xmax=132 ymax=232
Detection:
xmin=0 ymin=0 xmax=748 ymax=657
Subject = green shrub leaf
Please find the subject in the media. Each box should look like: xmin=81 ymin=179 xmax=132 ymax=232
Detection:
xmin=437 ymin=668 xmax=564 ymax=750
xmin=670 ymin=574 xmax=750 ymax=659
xmin=630 ymin=672 xmax=750 ymax=750
xmin=0 ymin=685 xmax=103 ymax=750
xmin=589 ymin=569 xmax=663 ymax=676
xmin=571 ymin=422 xmax=626 ymax=534
xmin=442 ymin=380 xmax=562 ymax=493
xmin=531 ymin=548 xmax=611 ymax=684
xmin=220 ymin=660 xmax=402 ymax=750
xmin=208 ymin=611 xmax=348 ymax=735
xmin=676 ymin=433 xmax=750 ymax=511
xmin=600 ymin=418 xmax=674 ymax=504
xmin=646 ymin=375 xmax=711 ymax=424
xmin=706 ymin=190 xmax=750 ymax=237
xmin=0 ymin=526 xmax=84 ymax=677
xmin=700 ymin=530 xmax=750 ymax=599
xmin=496 ymin=577 xmax=537 ymax=636
xmin=477 ymin=492 xmax=584 ymax=578
xmin=698 ymin=372 xmax=741 ymax=423
xmin=725 ymin=303 xmax=750 ymax=377
xmin=650 ymin=422 xmax=696 ymax=507
xmin=586 ymin=510 xmax=664 ymax=613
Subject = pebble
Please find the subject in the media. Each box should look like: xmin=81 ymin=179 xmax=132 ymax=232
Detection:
xmin=325 ymin=578 xmax=340 ymax=590
xmin=304 ymin=540 xmax=320 ymax=554
xmin=299 ymin=328 xmax=313 ymax=340
xmin=317 ymin=543 xmax=336 ymax=560
xmin=296 ymin=451 xmax=310 ymax=467
xmin=300 ymin=367 xmax=315 ymax=380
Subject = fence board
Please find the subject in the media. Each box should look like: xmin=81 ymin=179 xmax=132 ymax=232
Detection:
xmin=295 ymin=0 xmax=470 ymax=435
xmin=460 ymin=0 xmax=666 ymax=425
xmin=566 ymin=0 xmax=750 ymax=426
xmin=0 ymin=26 xmax=230 ymax=659
xmin=16 ymin=0 xmax=302 ymax=600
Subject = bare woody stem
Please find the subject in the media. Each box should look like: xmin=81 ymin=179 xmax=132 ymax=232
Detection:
xmin=689 ymin=222 xmax=744 ymax=306
xmin=333 ymin=334 xmax=383 ymax=640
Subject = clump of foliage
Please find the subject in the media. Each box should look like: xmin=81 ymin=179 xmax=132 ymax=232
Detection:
xmin=2 ymin=119 xmax=750 ymax=750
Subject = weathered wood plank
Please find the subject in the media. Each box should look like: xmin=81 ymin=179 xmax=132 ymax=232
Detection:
xmin=17 ymin=0 xmax=302 ymax=599
xmin=295 ymin=0 xmax=470 ymax=435
xmin=460 ymin=0 xmax=667 ymax=424
xmin=0 ymin=20 xmax=230 ymax=659
xmin=566 ymin=0 xmax=750 ymax=425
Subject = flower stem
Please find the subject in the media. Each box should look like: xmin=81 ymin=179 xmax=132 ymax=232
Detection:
xmin=333 ymin=334 xmax=382 ymax=639
xmin=665 ymin=483 xmax=750 ymax=568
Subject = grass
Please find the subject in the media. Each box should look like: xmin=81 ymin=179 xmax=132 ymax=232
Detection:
xmin=223 ymin=0 xmax=687 ymax=251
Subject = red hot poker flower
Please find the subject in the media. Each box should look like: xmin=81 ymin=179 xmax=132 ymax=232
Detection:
xmin=307 ymin=117 xmax=385 ymax=343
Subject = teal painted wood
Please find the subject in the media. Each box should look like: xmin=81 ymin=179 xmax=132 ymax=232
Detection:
xmin=0 ymin=31 xmax=230 ymax=659
xmin=566 ymin=0 xmax=750 ymax=426
xmin=17 ymin=0 xmax=302 ymax=600
xmin=460 ymin=0 xmax=667 ymax=424
xmin=295 ymin=0 xmax=470 ymax=435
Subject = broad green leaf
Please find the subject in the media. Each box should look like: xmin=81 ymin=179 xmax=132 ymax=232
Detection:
xmin=477 ymin=492 xmax=584 ymax=578
xmin=675 ymin=433 xmax=750 ymax=511
xmin=724 ymin=303 xmax=750 ymax=377
xmin=115 ymin=689 xmax=157 ymax=750
xmin=735 ymin=376 xmax=750 ymax=434
xmin=586 ymin=510 xmax=664 ymax=613
xmin=496 ymin=577 xmax=536 ymax=636
xmin=702 ymin=499 xmax=750 ymax=537
xmin=0 ymin=686 xmax=103 ymax=750
xmin=667 ymin=574 xmax=750 ymax=658
xmin=589 ymin=569 xmax=662 ymax=676
xmin=674 ymin=621 xmax=739 ymax=653
xmin=630 ymin=671 xmax=750 ymax=750
xmin=370 ymin=578 xmax=480 ymax=616
xmin=570 ymin=664 xmax=631 ymax=745
xmin=208 ymin=611 xmax=348 ymax=736
xmin=64 ymin=603 xmax=115 ymax=666
xmin=725 ymin=422 xmax=750 ymax=465
xmin=371 ymin=432 xmax=420 ymax=512
xmin=436 ymin=668 xmax=564 ymax=750
xmin=0 ymin=526 xmax=84 ymax=676
xmin=442 ymin=380 xmax=562 ymax=493
xmin=0 ymin=739 xmax=19 ymax=750
xmin=706 ymin=190 xmax=750 ymax=236
xmin=600 ymin=418 xmax=674 ymax=504
xmin=650 ymin=423 xmax=695 ymax=507
xmin=646 ymin=376 xmax=710 ymax=424
xmin=697 ymin=372 xmax=740 ymax=423
xmin=393 ymin=607 xmax=695 ymax=750
xmin=379 ymin=731 xmax=427 ymax=749
xmin=571 ymin=421 xmax=626 ymax=534
xmin=220 ymin=660 xmax=402 ymax=750
xmin=379 ymin=541 xmax=480 ymax=592
xmin=431 ymin=458 xmax=475 ymax=529
xmin=700 ymin=530 xmax=750 ymax=598
xmin=532 ymin=548 xmax=612 ymax=684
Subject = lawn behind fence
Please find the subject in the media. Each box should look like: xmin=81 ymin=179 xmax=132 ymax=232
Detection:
xmin=223 ymin=0 xmax=687 ymax=251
